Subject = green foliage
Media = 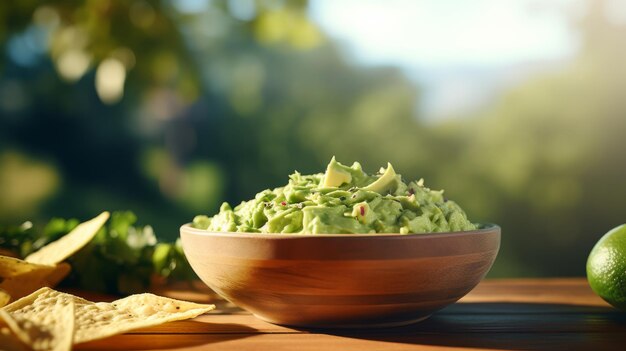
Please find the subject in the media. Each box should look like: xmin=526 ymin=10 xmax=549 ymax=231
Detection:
xmin=152 ymin=240 xmax=196 ymax=282
xmin=0 ymin=0 xmax=624 ymax=278
xmin=0 ymin=211 xmax=196 ymax=294
xmin=0 ymin=217 xmax=79 ymax=257
xmin=0 ymin=222 xmax=36 ymax=257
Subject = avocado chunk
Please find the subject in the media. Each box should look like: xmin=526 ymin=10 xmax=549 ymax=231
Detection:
xmin=363 ymin=163 xmax=396 ymax=194
xmin=320 ymin=156 xmax=352 ymax=188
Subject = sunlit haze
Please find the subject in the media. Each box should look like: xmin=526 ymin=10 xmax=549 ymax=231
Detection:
xmin=311 ymin=0 xmax=584 ymax=118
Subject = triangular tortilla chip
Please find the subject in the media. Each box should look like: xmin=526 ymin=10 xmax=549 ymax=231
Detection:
xmin=0 ymin=300 xmax=74 ymax=351
xmin=3 ymin=287 xmax=215 ymax=345
xmin=0 ymin=257 xmax=57 ymax=303
xmin=73 ymin=293 xmax=215 ymax=343
xmin=0 ymin=255 xmax=55 ymax=277
xmin=44 ymin=263 xmax=71 ymax=287
xmin=25 ymin=211 xmax=109 ymax=265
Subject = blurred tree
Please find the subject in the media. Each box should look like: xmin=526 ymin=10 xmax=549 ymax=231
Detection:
xmin=430 ymin=0 xmax=626 ymax=276
xmin=0 ymin=1 xmax=422 ymax=238
xmin=0 ymin=0 xmax=624 ymax=278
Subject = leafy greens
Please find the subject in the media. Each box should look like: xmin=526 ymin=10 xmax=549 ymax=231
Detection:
xmin=0 ymin=211 xmax=196 ymax=294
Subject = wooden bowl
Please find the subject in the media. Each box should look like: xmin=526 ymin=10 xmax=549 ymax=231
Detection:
xmin=180 ymin=224 xmax=500 ymax=328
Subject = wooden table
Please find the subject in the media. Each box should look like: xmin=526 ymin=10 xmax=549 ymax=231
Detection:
xmin=75 ymin=278 xmax=626 ymax=351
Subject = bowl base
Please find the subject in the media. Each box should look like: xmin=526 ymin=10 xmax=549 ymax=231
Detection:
xmin=253 ymin=314 xmax=432 ymax=329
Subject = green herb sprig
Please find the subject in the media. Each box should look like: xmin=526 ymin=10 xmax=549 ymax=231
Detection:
xmin=0 ymin=211 xmax=196 ymax=294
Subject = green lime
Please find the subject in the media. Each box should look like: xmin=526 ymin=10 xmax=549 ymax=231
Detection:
xmin=587 ymin=224 xmax=626 ymax=310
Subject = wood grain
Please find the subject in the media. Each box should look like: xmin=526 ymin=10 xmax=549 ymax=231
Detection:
xmin=76 ymin=332 xmax=626 ymax=351
xmin=180 ymin=225 xmax=500 ymax=327
xmin=73 ymin=278 xmax=626 ymax=351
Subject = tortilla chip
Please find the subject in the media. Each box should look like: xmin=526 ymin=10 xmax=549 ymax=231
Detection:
xmin=4 ymin=287 xmax=215 ymax=345
xmin=1 ymin=212 xmax=108 ymax=303
xmin=0 ymin=257 xmax=58 ymax=303
xmin=0 ymin=288 xmax=9 ymax=308
xmin=0 ymin=255 xmax=55 ymax=277
xmin=44 ymin=263 xmax=71 ymax=287
xmin=0 ymin=265 xmax=69 ymax=303
xmin=0 ymin=274 xmax=51 ymax=303
xmin=0 ymin=300 xmax=74 ymax=351
xmin=73 ymin=293 xmax=215 ymax=343
xmin=25 ymin=211 xmax=109 ymax=265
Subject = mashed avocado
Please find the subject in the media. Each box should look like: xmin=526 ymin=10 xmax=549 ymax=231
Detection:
xmin=192 ymin=158 xmax=477 ymax=234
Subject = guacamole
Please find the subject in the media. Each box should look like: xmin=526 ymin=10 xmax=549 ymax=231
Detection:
xmin=192 ymin=158 xmax=477 ymax=234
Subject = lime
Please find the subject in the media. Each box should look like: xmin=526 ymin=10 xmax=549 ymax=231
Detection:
xmin=587 ymin=224 xmax=626 ymax=310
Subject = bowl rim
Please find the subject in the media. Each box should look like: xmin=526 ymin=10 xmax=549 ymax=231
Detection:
xmin=180 ymin=222 xmax=500 ymax=239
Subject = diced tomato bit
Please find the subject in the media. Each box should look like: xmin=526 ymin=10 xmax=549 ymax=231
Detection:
xmin=360 ymin=206 xmax=365 ymax=216
xmin=281 ymin=201 xmax=287 ymax=206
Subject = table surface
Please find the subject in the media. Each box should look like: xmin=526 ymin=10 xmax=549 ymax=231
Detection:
xmin=74 ymin=278 xmax=626 ymax=351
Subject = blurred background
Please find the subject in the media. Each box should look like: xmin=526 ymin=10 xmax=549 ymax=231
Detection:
xmin=0 ymin=0 xmax=624 ymax=277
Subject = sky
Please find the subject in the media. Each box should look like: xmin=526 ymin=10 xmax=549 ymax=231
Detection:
xmin=310 ymin=0 xmax=584 ymax=119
